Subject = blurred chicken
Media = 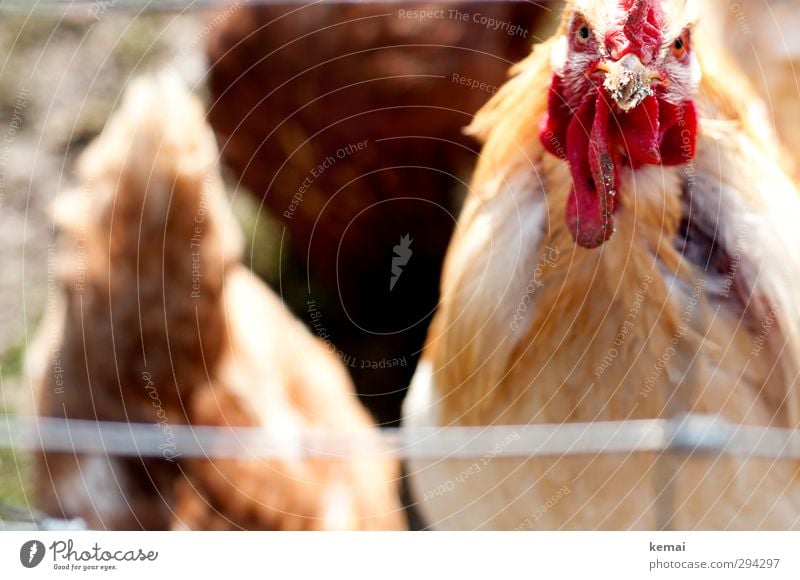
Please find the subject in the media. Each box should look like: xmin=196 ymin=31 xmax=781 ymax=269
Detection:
xmin=205 ymin=3 xmax=545 ymax=425
xmin=32 ymin=75 xmax=405 ymax=530
xmin=405 ymin=0 xmax=800 ymax=529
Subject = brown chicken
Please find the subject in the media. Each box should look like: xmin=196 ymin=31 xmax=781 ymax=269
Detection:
xmin=205 ymin=3 xmax=545 ymax=425
xmin=32 ymin=74 xmax=405 ymax=530
xmin=405 ymin=0 xmax=800 ymax=529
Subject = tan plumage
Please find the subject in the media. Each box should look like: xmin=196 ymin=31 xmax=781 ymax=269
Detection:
xmin=32 ymin=75 xmax=405 ymax=530
xmin=706 ymin=0 xmax=800 ymax=176
xmin=404 ymin=0 xmax=800 ymax=529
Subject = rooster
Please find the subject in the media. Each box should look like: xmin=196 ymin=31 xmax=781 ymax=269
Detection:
xmin=32 ymin=75 xmax=405 ymax=530
xmin=404 ymin=0 xmax=800 ymax=530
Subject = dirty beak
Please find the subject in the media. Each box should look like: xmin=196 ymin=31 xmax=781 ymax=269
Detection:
xmin=598 ymin=54 xmax=658 ymax=111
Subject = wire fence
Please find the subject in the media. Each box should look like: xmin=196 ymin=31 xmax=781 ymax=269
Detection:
xmin=2 ymin=412 xmax=800 ymax=530
xmin=3 ymin=412 xmax=800 ymax=460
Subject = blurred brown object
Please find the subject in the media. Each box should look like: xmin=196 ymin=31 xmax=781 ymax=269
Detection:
xmin=32 ymin=75 xmax=405 ymax=530
xmin=205 ymin=2 xmax=546 ymax=425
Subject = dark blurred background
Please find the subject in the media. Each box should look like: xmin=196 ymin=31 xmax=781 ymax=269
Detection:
xmin=205 ymin=2 xmax=549 ymax=426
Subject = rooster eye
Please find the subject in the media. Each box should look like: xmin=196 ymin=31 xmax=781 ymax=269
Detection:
xmin=672 ymin=31 xmax=689 ymax=58
xmin=570 ymin=16 xmax=593 ymax=49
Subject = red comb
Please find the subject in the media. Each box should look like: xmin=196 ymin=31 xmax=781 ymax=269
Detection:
xmin=617 ymin=0 xmax=664 ymax=63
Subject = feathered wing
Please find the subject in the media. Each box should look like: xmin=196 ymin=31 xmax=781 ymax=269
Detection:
xmin=679 ymin=31 xmax=800 ymax=428
xmin=176 ymin=266 xmax=407 ymax=531
xmin=687 ymin=116 xmax=800 ymax=429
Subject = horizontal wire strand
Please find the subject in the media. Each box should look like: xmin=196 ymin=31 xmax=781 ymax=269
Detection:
xmin=2 ymin=414 xmax=799 ymax=529
xmin=2 ymin=413 xmax=800 ymax=460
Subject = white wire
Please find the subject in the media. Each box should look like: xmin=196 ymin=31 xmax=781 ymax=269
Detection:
xmin=3 ymin=413 xmax=800 ymax=460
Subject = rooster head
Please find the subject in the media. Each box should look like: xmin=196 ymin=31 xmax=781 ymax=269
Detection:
xmin=541 ymin=0 xmax=700 ymax=248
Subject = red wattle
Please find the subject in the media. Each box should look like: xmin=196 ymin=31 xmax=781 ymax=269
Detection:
xmin=565 ymin=94 xmax=616 ymax=248
xmin=540 ymin=75 xmax=570 ymax=160
xmin=541 ymin=73 xmax=697 ymax=249
xmin=589 ymin=90 xmax=618 ymax=216
xmin=659 ymin=100 xmax=697 ymax=165
xmin=618 ymin=94 xmax=661 ymax=165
